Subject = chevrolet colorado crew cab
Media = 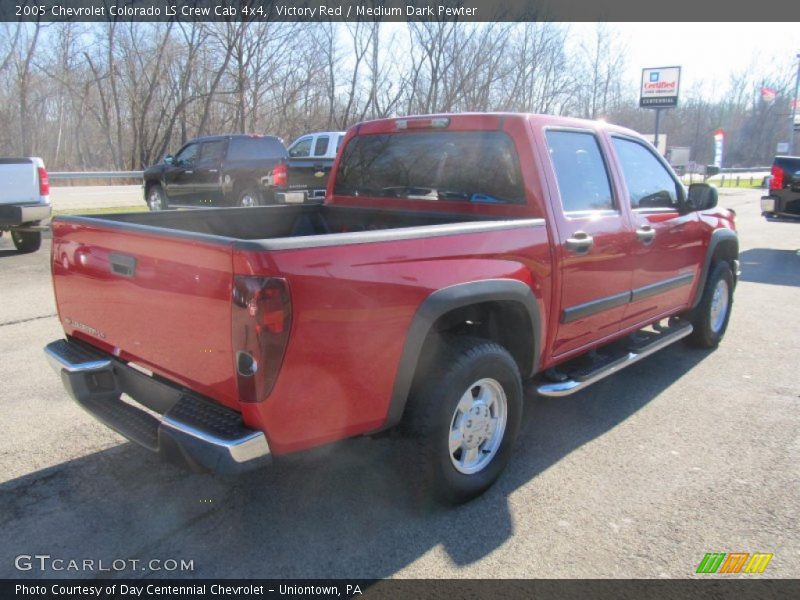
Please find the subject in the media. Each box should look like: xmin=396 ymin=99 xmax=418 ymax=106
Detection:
xmin=761 ymin=155 xmax=800 ymax=219
xmin=0 ymin=157 xmax=50 ymax=253
xmin=269 ymin=131 xmax=346 ymax=204
xmin=45 ymin=114 xmax=738 ymax=503
xmin=143 ymin=134 xmax=287 ymax=210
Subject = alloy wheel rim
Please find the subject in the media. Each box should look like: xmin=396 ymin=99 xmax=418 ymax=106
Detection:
xmin=710 ymin=279 xmax=729 ymax=333
xmin=448 ymin=378 xmax=508 ymax=475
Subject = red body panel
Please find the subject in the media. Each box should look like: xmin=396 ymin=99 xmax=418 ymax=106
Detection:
xmin=50 ymin=112 xmax=737 ymax=456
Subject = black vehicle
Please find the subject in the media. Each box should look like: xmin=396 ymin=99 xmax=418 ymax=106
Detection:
xmin=143 ymin=134 xmax=287 ymax=210
xmin=269 ymin=131 xmax=345 ymax=204
xmin=762 ymin=155 xmax=800 ymax=219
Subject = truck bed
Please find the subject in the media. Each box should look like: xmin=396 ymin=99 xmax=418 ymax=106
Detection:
xmin=51 ymin=204 xmax=547 ymax=449
xmin=70 ymin=204 xmax=503 ymax=244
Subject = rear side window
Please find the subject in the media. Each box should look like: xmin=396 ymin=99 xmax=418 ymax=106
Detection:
xmin=333 ymin=131 xmax=525 ymax=204
xmin=611 ymin=137 xmax=681 ymax=210
xmin=227 ymin=137 xmax=286 ymax=161
xmin=313 ymin=136 xmax=330 ymax=157
xmin=199 ymin=140 xmax=225 ymax=162
xmin=545 ymin=130 xmax=614 ymax=212
xmin=289 ymin=137 xmax=313 ymax=158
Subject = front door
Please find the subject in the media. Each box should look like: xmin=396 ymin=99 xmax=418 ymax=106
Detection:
xmin=543 ymin=129 xmax=635 ymax=357
xmin=164 ymin=142 xmax=200 ymax=205
xmin=609 ymin=136 xmax=705 ymax=330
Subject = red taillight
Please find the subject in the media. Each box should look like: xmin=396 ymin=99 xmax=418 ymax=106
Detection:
xmin=38 ymin=166 xmax=49 ymax=196
xmin=272 ymin=162 xmax=288 ymax=187
xmin=232 ymin=276 xmax=291 ymax=403
xmin=770 ymin=165 xmax=784 ymax=190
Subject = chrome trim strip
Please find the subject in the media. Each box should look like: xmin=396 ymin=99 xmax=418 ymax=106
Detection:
xmin=537 ymin=323 xmax=693 ymax=397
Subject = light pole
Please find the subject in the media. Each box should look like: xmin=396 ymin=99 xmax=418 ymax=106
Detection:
xmin=789 ymin=53 xmax=800 ymax=156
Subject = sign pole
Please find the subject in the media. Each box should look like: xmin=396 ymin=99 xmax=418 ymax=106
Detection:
xmin=789 ymin=53 xmax=800 ymax=156
xmin=654 ymin=108 xmax=662 ymax=149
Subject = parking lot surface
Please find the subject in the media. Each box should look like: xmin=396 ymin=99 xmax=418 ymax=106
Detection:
xmin=0 ymin=188 xmax=797 ymax=578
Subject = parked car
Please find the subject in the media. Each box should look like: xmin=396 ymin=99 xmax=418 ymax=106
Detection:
xmin=761 ymin=155 xmax=800 ymax=219
xmin=0 ymin=157 xmax=50 ymax=252
xmin=45 ymin=113 xmax=738 ymax=504
xmin=269 ymin=131 xmax=345 ymax=203
xmin=142 ymin=134 xmax=287 ymax=210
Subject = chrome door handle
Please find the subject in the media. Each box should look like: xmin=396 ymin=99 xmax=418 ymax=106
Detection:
xmin=565 ymin=231 xmax=594 ymax=254
xmin=636 ymin=225 xmax=656 ymax=245
xmin=184 ymin=170 xmax=194 ymax=175
xmin=208 ymin=169 xmax=218 ymax=173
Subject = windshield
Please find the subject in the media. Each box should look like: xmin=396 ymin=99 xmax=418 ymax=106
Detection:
xmin=333 ymin=131 xmax=525 ymax=204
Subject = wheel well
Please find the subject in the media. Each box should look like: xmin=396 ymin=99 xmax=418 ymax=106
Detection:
xmin=144 ymin=180 xmax=161 ymax=195
xmin=417 ymin=301 xmax=534 ymax=380
xmin=711 ymin=238 xmax=738 ymax=268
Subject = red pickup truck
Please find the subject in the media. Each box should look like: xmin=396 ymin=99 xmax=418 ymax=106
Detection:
xmin=45 ymin=114 xmax=738 ymax=503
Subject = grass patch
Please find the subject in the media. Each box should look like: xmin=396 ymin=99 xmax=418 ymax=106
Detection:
xmin=54 ymin=205 xmax=147 ymax=216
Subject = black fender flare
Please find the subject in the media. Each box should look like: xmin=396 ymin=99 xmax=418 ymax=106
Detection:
xmin=381 ymin=279 xmax=543 ymax=430
xmin=691 ymin=229 xmax=739 ymax=309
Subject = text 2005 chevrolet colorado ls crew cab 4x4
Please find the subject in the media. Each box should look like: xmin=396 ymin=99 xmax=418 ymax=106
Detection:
xmin=46 ymin=114 xmax=738 ymax=503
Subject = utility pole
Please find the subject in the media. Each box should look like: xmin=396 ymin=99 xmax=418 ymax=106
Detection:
xmin=789 ymin=53 xmax=800 ymax=156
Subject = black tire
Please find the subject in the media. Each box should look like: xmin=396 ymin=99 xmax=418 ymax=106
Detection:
xmin=237 ymin=186 xmax=263 ymax=207
xmin=401 ymin=335 xmax=523 ymax=504
xmin=146 ymin=184 xmax=168 ymax=211
xmin=11 ymin=230 xmax=41 ymax=253
xmin=685 ymin=261 xmax=734 ymax=348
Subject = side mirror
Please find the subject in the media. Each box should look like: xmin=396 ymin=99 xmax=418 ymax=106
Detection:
xmin=687 ymin=183 xmax=718 ymax=211
xmin=164 ymin=154 xmax=174 ymax=165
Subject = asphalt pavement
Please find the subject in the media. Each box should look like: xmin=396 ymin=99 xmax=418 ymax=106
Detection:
xmin=0 ymin=188 xmax=798 ymax=579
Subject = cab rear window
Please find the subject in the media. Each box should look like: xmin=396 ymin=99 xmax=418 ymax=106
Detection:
xmin=227 ymin=137 xmax=286 ymax=161
xmin=333 ymin=131 xmax=525 ymax=204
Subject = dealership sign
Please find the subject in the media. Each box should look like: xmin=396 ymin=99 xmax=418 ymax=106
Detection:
xmin=640 ymin=66 xmax=681 ymax=108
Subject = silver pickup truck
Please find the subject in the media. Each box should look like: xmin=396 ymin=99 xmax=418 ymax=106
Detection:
xmin=0 ymin=157 xmax=51 ymax=252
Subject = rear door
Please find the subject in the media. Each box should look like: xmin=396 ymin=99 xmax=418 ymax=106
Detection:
xmin=543 ymin=129 xmax=635 ymax=357
xmin=163 ymin=142 xmax=200 ymax=205
xmin=286 ymin=135 xmax=319 ymax=195
xmin=194 ymin=139 xmax=226 ymax=206
xmin=609 ymin=135 xmax=704 ymax=329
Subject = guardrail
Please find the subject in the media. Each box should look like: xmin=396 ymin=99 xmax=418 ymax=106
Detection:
xmin=49 ymin=171 xmax=143 ymax=180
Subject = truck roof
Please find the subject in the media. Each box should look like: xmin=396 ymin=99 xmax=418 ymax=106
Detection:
xmin=187 ymin=134 xmax=284 ymax=144
xmin=350 ymin=112 xmax=642 ymax=140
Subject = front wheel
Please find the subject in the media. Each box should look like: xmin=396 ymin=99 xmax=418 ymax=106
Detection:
xmin=686 ymin=261 xmax=734 ymax=348
xmin=147 ymin=185 xmax=167 ymax=211
xmin=401 ymin=336 xmax=523 ymax=504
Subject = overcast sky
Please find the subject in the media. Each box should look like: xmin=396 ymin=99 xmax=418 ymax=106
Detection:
xmin=570 ymin=22 xmax=800 ymax=96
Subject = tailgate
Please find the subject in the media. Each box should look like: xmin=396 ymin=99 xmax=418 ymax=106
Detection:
xmin=0 ymin=159 xmax=38 ymax=204
xmin=51 ymin=218 xmax=240 ymax=410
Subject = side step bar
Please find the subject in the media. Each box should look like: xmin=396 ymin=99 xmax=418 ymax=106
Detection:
xmin=536 ymin=321 xmax=693 ymax=398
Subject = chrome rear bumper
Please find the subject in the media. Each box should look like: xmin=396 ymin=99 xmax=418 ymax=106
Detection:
xmin=45 ymin=339 xmax=270 ymax=473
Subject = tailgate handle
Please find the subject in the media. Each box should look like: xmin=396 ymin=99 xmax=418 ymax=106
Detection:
xmin=109 ymin=253 xmax=137 ymax=278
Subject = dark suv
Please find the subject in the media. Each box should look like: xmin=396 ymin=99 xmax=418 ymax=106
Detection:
xmin=143 ymin=134 xmax=287 ymax=210
xmin=762 ymin=155 xmax=800 ymax=219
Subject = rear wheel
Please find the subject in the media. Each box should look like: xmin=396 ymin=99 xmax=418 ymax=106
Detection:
xmin=11 ymin=230 xmax=41 ymax=253
xmin=147 ymin=184 xmax=167 ymax=211
xmin=686 ymin=261 xmax=734 ymax=348
xmin=401 ymin=336 xmax=523 ymax=504
xmin=238 ymin=186 xmax=262 ymax=207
